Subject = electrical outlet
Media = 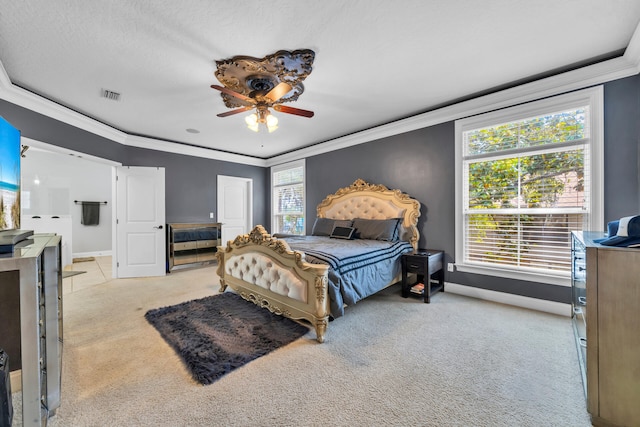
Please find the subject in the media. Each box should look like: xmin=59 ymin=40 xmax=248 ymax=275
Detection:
xmin=447 ymin=263 xmax=455 ymax=272
xmin=209 ymin=212 xmax=214 ymax=219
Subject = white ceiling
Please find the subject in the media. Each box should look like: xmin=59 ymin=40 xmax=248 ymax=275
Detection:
xmin=1 ymin=1 xmax=640 ymax=162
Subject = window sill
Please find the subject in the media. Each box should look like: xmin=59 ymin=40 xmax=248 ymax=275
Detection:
xmin=454 ymin=263 xmax=570 ymax=287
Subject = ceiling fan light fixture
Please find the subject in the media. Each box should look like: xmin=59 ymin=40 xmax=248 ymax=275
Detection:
xmin=266 ymin=113 xmax=278 ymax=128
xmin=266 ymin=113 xmax=278 ymax=133
xmin=245 ymin=112 xmax=260 ymax=132
xmin=245 ymin=109 xmax=279 ymax=133
xmin=212 ymin=49 xmax=315 ymax=130
xmin=245 ymin=113 xmax=258 ymax=126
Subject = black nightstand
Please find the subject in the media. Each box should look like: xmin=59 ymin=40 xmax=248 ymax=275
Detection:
xmin=401 ymin=250 xmax=444 ymax=303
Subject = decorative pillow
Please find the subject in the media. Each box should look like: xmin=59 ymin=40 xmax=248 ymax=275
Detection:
xmin=311 ymin=218 xmax=353 ymax=236
xmin=311 ymin=218 xmax=334 ymax=236
xmin=352 ymin=218 xmax=402 ymax=241
xmin=330 ymin=226 xmax=355 ymax=239
xmin=334 ymin=219 xmax=354 ymax=228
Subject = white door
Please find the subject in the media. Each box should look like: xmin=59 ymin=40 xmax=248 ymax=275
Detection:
xmin=115 ymin=166 xmax=166 ymax=278
xmin=217 ymin=175 xmax=253 ymax=245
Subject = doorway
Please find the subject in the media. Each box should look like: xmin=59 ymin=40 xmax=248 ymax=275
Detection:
xmin=114 ymin=166 xmax=166 ymax=278
xmin=217 ymin=175 xmax=253 ymax=245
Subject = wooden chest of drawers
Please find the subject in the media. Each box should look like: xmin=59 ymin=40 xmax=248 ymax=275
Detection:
xmin=571 ymin=232 xmax=640 ymax=427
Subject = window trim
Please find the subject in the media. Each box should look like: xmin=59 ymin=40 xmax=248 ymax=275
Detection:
xmin=270 ymin=159 xmax=306 ymax=234
xmin=454 ymin=86 xmax=604 ymax=286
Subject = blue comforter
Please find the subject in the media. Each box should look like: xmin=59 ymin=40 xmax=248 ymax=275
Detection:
xmin=280 ymin=236 xmax=413 ymax=318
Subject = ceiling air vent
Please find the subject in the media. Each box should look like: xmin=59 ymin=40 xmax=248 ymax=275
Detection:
xmin=101 ymin=89 xmax=121 ymax=101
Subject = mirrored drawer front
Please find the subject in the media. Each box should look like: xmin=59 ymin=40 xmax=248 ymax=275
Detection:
xmin=573 ymin=304 xmax=586 ymax=337
xmin=197 ymin=253 xmax=216 ymax=262
xmin=174 ymin=241 xmax=197 ymax=251
xmin=174 ymin=254 xmax=198 ymax=264
xmin=196 ymin=240 xmax=217 ymax=249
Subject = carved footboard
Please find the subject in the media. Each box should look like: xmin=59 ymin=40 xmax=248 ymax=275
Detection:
xmin=216 ymin=225 xmax=331 ymax=343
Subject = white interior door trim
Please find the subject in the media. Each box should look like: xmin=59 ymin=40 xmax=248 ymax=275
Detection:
xmin=114 ymin=166 xmax=166 ymax=278
xmin=217 ymin=175 xmax=253 ymax=245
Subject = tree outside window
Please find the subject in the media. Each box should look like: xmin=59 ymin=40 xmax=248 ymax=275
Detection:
xmin=462 ymin=107 xmax=590 ymax=275
xmin=272 ymin=161 xmax=305 ymax=235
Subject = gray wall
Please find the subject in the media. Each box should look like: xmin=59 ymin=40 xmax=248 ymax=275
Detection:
xmin=3 ymin=73 xmax=639 ymax=304
xmin=603 ymin=75 xmax=640 ymax=219
xmin=306 ymin=75 xmax=640 ymax=304
xmin=122 ymin=146 xmax=268 ymax=225
xmin=306 ymin=122 xmax=454 ymax=253
xmin=0 ymin=98 xmax=269 ymax=245
xmin=0 ymin=100 xmax=125 ymax=162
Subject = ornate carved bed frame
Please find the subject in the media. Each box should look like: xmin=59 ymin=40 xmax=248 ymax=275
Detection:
xmin=216 ymin=179 xmax=421 ymax=343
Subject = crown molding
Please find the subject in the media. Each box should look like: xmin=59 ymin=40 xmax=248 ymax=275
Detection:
xmin=124 ymin=135 xmax=268 ymax=167
xmin=21 ymin=137 xmax=123 ymax=167
xmin=623 ymin=19 xmax=640 ymax=70
xmin=268 ymin=21 xmax=640 ymax=167
xmin=3 ymin=19 xmax=640 ymax=169
xmin=0 ymin=60 xmax=265 ymax=166
xmin=0 ymin=60 xmax=13 ymax=91
xmin=0 ymin=66 xmax=127 ymax=144
xmin=266 ymin=53 xmax=640 ymax=167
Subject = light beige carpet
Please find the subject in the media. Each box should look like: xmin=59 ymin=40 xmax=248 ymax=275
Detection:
xmin=13 ymin=265 xmax=592 ymax=426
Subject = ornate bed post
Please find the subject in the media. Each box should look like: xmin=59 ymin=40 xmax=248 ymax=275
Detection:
xmin=216 ymin=225 xmax=331 ymax=343
xmin=314 ymin=275 xmax=330 ymax=343
xmin=215 ymin=249 xmax=227 ymax=292
xmin=315 ymin=319 xmax=328 ymax=343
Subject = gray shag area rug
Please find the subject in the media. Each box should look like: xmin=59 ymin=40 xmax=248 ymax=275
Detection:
xmin=145 ymin=292 xmax=309 ymax=385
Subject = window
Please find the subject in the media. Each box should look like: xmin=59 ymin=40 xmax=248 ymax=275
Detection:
xmin=455 ymin=87 xmax=603 ymax=285
xmin=271 ymin=160 xmax=305 ymax=235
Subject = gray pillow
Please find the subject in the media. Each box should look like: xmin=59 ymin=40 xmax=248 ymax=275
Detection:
xmin=334 ymin=219 xmax=354 ymax=229
xmin=311 ymin=218 xmax=353 ymax=236
xmin=352 ymin=218 xmax=402 ymax=241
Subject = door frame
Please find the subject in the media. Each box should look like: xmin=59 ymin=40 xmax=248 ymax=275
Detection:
xmin=112 ymin=166 xmax=166 ymax=278
xmin=217 ymin=175 xmax=253 ymax=244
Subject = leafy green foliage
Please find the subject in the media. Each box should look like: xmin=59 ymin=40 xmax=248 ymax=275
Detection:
xmin=465 ymin=109 xmax=587 ymax=271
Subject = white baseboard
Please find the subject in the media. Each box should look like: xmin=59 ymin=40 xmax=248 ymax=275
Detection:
xmin=73 ymin=250 xmax=112 ymax=259
xmin=445 ymin=282 xmax=572 ymax=317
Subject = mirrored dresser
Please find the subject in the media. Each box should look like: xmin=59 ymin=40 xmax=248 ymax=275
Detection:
xmin=571 ymin=231 xmax=640 ymax=427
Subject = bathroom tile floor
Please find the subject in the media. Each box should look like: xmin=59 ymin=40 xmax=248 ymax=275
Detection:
xmin=63 ymin=256 xmax=112 ymax=294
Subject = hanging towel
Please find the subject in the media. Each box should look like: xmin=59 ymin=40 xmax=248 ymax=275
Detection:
xmin=81 ymin=202 xmax=101 ymax=226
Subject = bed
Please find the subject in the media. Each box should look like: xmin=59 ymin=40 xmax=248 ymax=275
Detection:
xmin=215 ymin=179 xmax=421 ymax=343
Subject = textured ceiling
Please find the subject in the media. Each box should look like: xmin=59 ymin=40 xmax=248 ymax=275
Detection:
xmin=1 ymin=1 xmax=640 ymax=160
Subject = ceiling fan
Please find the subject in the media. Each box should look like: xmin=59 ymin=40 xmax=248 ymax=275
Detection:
xmin=211 ymin=49 xmax=315 ymax=132
xmin=211 ymin=82 xmax=314 ymax=118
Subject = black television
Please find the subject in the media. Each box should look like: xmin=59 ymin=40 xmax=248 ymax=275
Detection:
xmin=0 ymin=116 xmax=21 ymax=231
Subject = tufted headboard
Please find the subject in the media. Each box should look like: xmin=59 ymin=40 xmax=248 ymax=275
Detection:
xmin=316 ymin=179 xmax=421 ymax=249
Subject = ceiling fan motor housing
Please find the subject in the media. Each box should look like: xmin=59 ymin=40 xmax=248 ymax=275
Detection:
xmin=247 ymin=75 xmax=277 ymax=93
xmin=214 ymin=49 xmax=315 ymax=108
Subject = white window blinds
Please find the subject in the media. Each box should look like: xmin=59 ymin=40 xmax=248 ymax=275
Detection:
xmin=272 ymin=161 xmax=305 ymax=235
xmin=461 ymin=106 xmax=591 ymax=276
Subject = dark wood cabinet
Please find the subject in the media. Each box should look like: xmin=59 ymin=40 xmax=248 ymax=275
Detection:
xmin=401 ymin=250 xmax=444 ymax=303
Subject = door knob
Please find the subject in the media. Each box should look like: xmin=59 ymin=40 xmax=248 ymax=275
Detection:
xmin=154 ymin=225 xmax=163 ymax=229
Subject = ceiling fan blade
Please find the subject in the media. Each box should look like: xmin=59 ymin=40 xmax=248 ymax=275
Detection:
xmin=217 ymin=106 xmax=253 ymax=117
xmin=264 ymin=82 xmax=292 ymax=103
xmin=273 ymin=104 xmax=314 ymax=118
xmin=210 ymin=84 xmax=254 ymax=104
